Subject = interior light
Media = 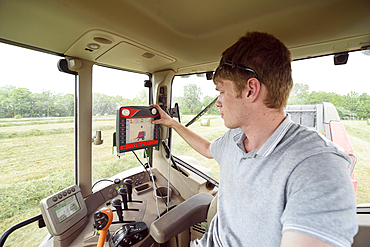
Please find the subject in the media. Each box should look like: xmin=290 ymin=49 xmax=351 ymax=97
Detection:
xmin=142 ymin=52 xmax=155 ymax=59
xmin=87 ymin=43 xmax=101 ymax=50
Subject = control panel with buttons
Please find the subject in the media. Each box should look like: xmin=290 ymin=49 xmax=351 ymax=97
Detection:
xmin=106 ymin=172 xmax=150 ymax=199
xmin=40 ymin=184 xmax=87 ymax=236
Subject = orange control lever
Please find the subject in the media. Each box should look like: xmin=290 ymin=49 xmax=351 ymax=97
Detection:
xmin=94 ymin=207 xmax=113 ymax=247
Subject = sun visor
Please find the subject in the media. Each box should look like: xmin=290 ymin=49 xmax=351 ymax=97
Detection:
xmin=97 ymin=41 xmax=175 ymax=72
xmin=65 ymin=30 xmax=175 ymax=72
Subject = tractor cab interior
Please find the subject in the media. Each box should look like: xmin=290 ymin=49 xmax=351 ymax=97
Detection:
xmin=0 ymin=0 xmax=370 ymax=246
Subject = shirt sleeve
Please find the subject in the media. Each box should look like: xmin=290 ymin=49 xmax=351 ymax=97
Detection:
xmin=210 ymin=135 xmax=224 ymax=161
xmin=210 ymin=128 xmax=239 ymax=165
xmin=281 ymin=152 xmax=358 ymax=247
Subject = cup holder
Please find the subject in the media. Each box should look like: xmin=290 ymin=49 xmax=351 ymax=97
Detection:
xmin=154 ymin=186 xmax=172 ymax=203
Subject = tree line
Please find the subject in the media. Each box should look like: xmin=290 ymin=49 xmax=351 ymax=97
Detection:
xmin=0 ymin=86 xmax=74 ymax=118
xmin=175 ymin=83 xmax=370 ymax=119
xmin=174 ymin=83 xmax=370 ymax=120
xmin=1 ymin=83 xmax=369 ymax=120
xmin=0 ymin=86 xmax=148 ymax=118
xmin=0 ymin=84 xmax=217 ymax=119
xmin=288 ymin=83 xmax=370 ymax=119
xmin=174 ymin=84 xmax=219 ymax=115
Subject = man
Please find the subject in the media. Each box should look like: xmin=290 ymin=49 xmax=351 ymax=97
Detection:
xmin=152 ymin=32 xmax=357 ymax=246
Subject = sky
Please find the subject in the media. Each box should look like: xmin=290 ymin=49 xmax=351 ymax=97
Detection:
xmin=1 ymin=42 xmax=370 ymax=99
xmin=0 ymin=43 xmax=148 ymax=99
xmin=291 ymin=51 xmax=370 ymax=95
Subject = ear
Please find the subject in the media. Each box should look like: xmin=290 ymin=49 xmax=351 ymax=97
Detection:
xmin=244 ymin=78 xmax=261 ymax=102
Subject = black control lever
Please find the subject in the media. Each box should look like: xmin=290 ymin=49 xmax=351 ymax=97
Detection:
xmin=124 ymin=179 xmax=133 ymax=202
xmin=169 ymin=103 xmax=181 ymax=123
xmin=118 ymin=187 xmax=128 ymax=210
xmin=111 ymin=198 xmax=123 ymax=223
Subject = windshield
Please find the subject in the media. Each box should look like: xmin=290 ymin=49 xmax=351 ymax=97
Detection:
xmin=92 ymin=65 xmax=150 ymax=184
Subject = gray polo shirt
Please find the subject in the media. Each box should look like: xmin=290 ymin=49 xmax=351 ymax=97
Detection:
xmin=192 ymin=115 xmax=358 ymax=247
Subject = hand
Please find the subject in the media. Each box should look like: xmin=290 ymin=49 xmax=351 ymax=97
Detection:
xmin=150 ymin=104 xmax=212 ymax=158
xmin=150 ymin=104 xmax=178 ymax=128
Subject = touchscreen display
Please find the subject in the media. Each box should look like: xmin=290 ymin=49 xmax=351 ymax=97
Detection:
xmin=54 ymin=194 xmax=81 ymax=223
xmin=126 ymin=118 xmax=154 ymax=144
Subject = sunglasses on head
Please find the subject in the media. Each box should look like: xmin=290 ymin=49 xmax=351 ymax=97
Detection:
xmin=219 ymin=60 xmax=260 ymax=81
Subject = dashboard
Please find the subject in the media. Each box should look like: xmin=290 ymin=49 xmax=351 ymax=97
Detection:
xmin=39 ymin=167 xmax=186 ymax=247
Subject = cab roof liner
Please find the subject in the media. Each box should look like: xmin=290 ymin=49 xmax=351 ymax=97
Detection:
xmin=1 ymin=0 xmax=369 ymax=74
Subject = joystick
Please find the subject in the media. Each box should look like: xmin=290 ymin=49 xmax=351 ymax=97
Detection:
xmin=111 ymin=198 xmax=123 ymax=222
xmin=118 ymin=187 xmax=128 ymax=210
xmin=94 ymin=207 xmax=113 ymax=247
xmin=110 ymin=222 xmax=149 ymax=247
xmin=124 ymin=178 xmax=133 ymax=202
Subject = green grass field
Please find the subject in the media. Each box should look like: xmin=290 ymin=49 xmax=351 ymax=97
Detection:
xmin=0 ymin=116 xmax=369 ymax=246
xmin=343 ymin=121 xmax=370 ymax=204
xmin=0 ymin=116 xmax=145 ymax=246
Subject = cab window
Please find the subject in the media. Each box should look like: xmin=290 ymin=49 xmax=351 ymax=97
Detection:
xmin=171 ymin=73 xmax=224 ymax=180
xmin=171 ymin=51 xmax=370 ymax=206
xmin=290 ymin=51 xmax=370 ymax=205
xmin=92 ymin=65 xmax=150 ymax=183
xmin=0 ymin=43 xmax=75 ymax=246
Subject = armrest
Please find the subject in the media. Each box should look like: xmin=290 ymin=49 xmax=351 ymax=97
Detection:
xmin=150 ymin=193 xmax=214 ymax=243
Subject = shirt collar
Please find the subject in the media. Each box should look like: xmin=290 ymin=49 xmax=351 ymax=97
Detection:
xmin=233 ymin=114 xmax=294 ymax=158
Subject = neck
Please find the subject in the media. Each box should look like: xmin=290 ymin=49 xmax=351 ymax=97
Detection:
xmin=241 ymin=108 xmax=286 ymax=153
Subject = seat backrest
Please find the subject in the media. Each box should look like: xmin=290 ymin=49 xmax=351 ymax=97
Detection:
xmin=206 ymin=193 xmax=218 ymax=231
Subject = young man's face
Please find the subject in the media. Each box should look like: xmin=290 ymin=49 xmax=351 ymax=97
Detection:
xmin=215 ymin=78 xmax=249 ymax=129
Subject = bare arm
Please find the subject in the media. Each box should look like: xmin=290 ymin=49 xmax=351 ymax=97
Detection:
xmin=151 ymin=104 xmax=213 ymax=159
xmin=281 ymin=231 xmax=335 ymax=247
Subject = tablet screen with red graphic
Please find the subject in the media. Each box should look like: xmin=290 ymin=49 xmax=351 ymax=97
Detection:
xmin=116 ymin=106 xmax=160 ymax=153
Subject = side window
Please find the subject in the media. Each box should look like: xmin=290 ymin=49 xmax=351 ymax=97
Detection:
xmin=0 ymin=43 xmax=75 ymax=245
xmin=290 ymin=51 xmax=370 ymax=205
xmin=171 ymin=51 xmax=370 ymax=207
xmin=171 ymin=73 xmax=225 ymax=180
xmin=92 ymin=65 xmax=150 ymax=183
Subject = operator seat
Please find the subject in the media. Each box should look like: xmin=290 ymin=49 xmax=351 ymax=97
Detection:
xmin=150 ymin=193 xmax=215 ymax=244
xmin=151 ymin=193 xmax=368 ymax=246
xmin=206 ymin=194 xmax=218 ymax=231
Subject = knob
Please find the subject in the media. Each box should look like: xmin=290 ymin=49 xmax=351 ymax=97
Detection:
xmin=151 ymin=107 xmax=158 ymax=115
xmin=122 ymin=109 xmax=130 ymax=116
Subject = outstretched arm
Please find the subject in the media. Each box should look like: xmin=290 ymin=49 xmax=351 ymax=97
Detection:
xmin=151 ymin=104 xmax=213 ymax=159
